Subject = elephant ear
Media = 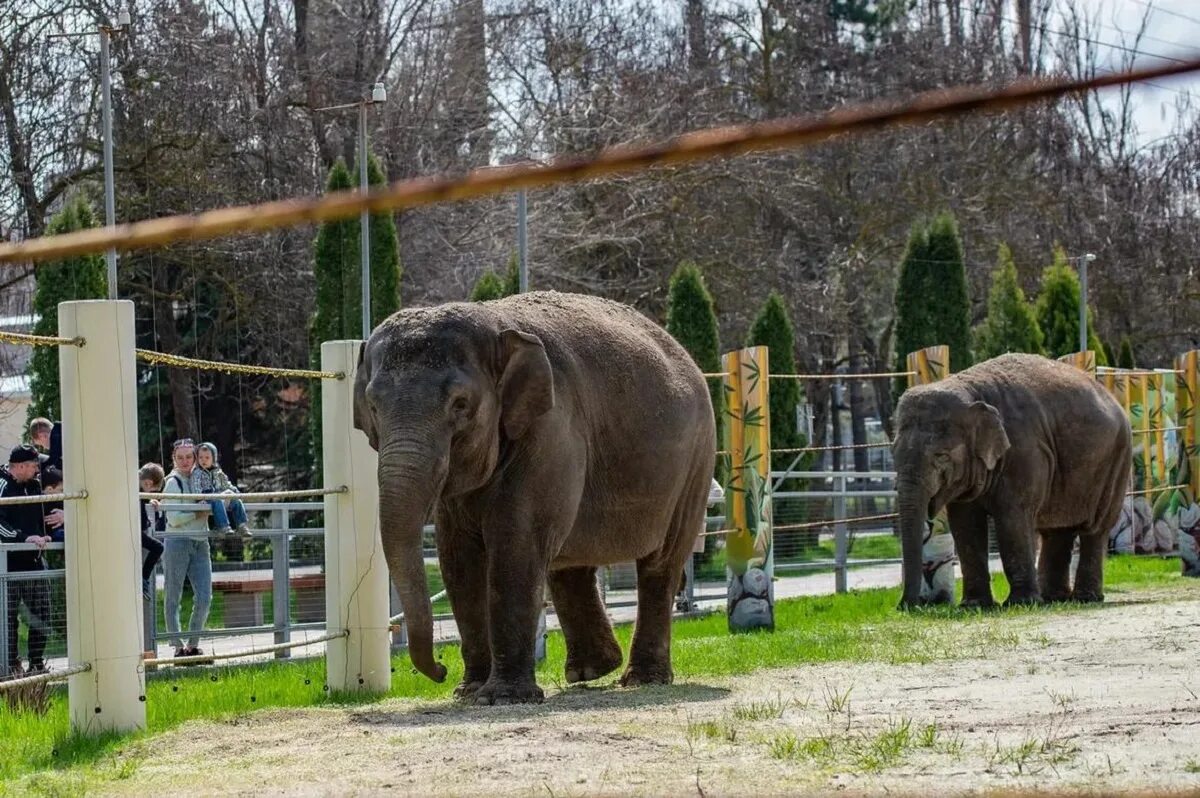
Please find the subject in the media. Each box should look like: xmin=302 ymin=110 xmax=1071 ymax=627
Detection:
xmin=352 ymin=342 xmax=379 ymax=450
xmin=498 ymin=329 xmax=555 ymax=439
xmin=968 ymin=401 xmax=1010 ymax=471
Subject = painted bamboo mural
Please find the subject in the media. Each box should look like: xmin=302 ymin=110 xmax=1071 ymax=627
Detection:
xmin=1174 ymin=351 xmax=1200 ymax=576
xmin=1098 ymin=364 xmax=1184 ymax=558
xmin=723 ymin=346 xmax=775 ymax=631
xmin=906 ymin=345 xmax=955 ymax=604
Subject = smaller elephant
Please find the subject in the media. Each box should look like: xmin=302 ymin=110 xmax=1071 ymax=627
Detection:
xmin=893 ymin=354 xmax=1131 ymax=608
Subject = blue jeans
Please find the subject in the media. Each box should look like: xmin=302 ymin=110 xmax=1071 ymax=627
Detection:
xmin=208 ymin=496 xmax=247 ymax=530
xmin=163 ymin=537 xmax=212 ymax=650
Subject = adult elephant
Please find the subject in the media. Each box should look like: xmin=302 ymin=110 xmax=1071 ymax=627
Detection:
xmin=892 ymin=354 xmax=1130 ymax=609
xmin=354 ymin=292 xmax=715 ymax=704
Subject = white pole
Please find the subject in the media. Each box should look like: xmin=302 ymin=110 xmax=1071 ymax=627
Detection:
xmin=516 ymin=188 xmax=528 ymax=293
xmin=59 ymin=300 xmax=145 ymax=734
xmin=100 ymin=29 xmax=118 ymax=299
xmin=1078 ymin=256 xmax=1088 ymax=354
xmin=359 ymin=104 xmax=371 ymax=341
xmin=322 ymin=340 xmax=391 ymax=693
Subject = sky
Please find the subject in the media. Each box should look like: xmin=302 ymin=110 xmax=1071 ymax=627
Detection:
xmin=1073 ymin=0 xmax=1200 ymax=144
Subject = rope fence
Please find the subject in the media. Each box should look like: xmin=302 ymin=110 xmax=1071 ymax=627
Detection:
xmin=0 ymin=662 xmax=91 ymax=692
xmin=0 ymin=491 xmax=87 ymax=507
xmin=2 ymin=60 xmax=1199 ymax=266
xmin=1126 ymin=484 xmax=1188 ymax=497
xmin=135 ymin=349 xmax=344 ymax=381
xmin=776 ymin=513 xmax=899 ymax=532
xmin=142 ymin=629 xmax=348 ymax=667
xmin=772 ymin=442 xmax=892 ymax=455
xmin=770 ymin=371 xmax=915 ymax=381
xmin=389 ymin=589 xmax=448 ymax=625
xmin=0 ymin=330 xmax=84 ymax=347
xmin=139 ymin=486 xmax=347 ymax=502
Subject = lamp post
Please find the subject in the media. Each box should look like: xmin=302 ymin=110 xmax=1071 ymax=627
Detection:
xmin=50 ymin=9 xmax=132 ymax=299
xmin=316 ymin=82 xmax=387 ymax=340
xmin=1076 ymin=253 xmax=1097 ymax=353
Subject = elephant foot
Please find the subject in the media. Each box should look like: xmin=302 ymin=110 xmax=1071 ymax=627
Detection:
xmin=471 ymin=678 xmax=544 ymax=706
xmin=618 ymin=663 xmax=673 ymax=687
xmin=1042 ymin=589 xmax=1073 ymax=603
xmin=565 ymin=641 xmax=622 ymax=684
xmin=1003 ymin=592 xmax=1044 ymax=608
xmin=959 ymin=596 xmax=996 ymax=611
xmin=1071 ymin=589 xmax=1104 ymax=604
xmin=453 ymin=679 xmax=487 ymax=700
xmin=897 ymin=597 xmax=927 ymax=611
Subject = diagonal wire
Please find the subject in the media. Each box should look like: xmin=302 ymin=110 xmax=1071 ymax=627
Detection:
xmin=3 ymin=58 xmax=1200 ymax=265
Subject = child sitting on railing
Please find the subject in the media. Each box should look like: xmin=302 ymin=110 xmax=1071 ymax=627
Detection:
xmin=195 ymin=443 xmax=252 ymax=540
xmin=138 ymin=463 xmax=167 ymax=601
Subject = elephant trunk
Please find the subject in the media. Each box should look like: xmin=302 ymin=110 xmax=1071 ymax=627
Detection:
xmin=896 ymin=475 xmax=929 ymax=609
xmin=378 ymin=447 xmax=448 ymax=683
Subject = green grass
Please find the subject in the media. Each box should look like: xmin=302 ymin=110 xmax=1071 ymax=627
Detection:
xmin=0 ymin=555 xmax=1190 ymax=787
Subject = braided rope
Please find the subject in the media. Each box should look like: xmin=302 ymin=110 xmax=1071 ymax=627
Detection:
xmin=771 ymin=371 xmax=915 ymax=381
xmin=135 ymin=348 xmax=344 ymax=380
xmin=2 ymin=59 xmax=1199 ymax=265
xmin=0 ymin=330 xmax=84 ymax=347
xmin=142 ymin=629 xmax=348 ymax=667
xmin=0 ymin=491 xmax=87 ymax=507
xmin=775 ymin=513 xmax=898 ymax=532
xmin=1126 ymin=484 xmax=1187 ymax=497
xmin=0 ymin=662 xmax=91 ymax=692
xmin=772 ymin=442 xmax=892 ymax=455
xmin=141 ymin=486 xmax=347 ymax=502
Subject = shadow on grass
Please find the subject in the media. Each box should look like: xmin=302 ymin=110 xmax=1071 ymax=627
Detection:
xmin=346 ymin=682 xmax=730 ymax=729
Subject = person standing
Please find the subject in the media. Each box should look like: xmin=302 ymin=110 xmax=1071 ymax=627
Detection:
xmin=0 ymin=445 xmax=59 ymax=676
xmin=161 ymin=439 xmax=213 ymax=660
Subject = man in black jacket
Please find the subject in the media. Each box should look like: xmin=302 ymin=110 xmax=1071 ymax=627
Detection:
xmin=0 ymin=444 xmax=57 ymax=676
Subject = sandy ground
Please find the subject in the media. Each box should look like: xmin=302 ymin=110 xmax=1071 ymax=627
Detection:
xmin=90 ymin=587 xmax=1200 ymax=797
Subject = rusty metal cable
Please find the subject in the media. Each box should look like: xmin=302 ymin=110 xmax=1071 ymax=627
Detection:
xmin=2 ymin=58 xmax=1199 ymax=265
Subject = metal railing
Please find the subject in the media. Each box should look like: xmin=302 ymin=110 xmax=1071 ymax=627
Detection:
xmin=0 ymin=542 xmax=67 ymax=676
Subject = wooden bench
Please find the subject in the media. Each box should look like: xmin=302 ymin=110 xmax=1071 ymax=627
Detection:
xmin=211 ymin=573 xmax=325 ymax=627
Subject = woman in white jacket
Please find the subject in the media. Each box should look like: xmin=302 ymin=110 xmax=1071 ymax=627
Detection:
xmin=162 ymin=439 xmax=214 ymax=660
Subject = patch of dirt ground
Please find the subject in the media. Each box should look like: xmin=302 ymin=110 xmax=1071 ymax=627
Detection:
xmin=99 ymin=594 xmax=1200 ymax=796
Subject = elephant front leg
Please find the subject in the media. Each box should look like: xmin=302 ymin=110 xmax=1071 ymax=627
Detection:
xmin=474 ymin=546 xmax=546 ymax=705
xmin=437 ymin=528 xmax=491 ymax=700
xmin=1037 ymin=531 xmax=1075 ymax=602
xmin=994 ymin=510 xmax=1042 ymax=606
xmin=947 ymin=504 xmax=993 ymax=609
xmin=548 ymin=566 xmax=622 ymax=684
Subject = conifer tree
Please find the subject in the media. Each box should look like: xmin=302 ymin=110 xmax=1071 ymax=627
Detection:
xmin=665 ymin=263 xmax=723 ymax=472
xmin=746 ymin=291 xmax=804 ymax=470
xmin=28 ymin=196 xmax=107 ymax=421
xmin=893 ymin=212 xmax=972 ymax=396
xmin=1118 ymin=336 xmax=1136 ymax=369
xmin=1034 ymin=247 xmax=1107 ymax=364
xmin=973 ymin=244 xmax=1044 ymax=361
xmin=308 ymin=155 xmax=403 ymax=468
xmin=470 ymin=271 xmax=507 ymax=301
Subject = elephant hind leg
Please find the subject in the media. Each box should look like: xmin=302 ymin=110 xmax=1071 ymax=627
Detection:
xmin=548 ymin=566 xmax=622 ymax=684
xmin=1072 ymin=530 xmax=1107 ymax=603
xmin=620 ymin=467 xmax=708 ymax=688
xmin=1037 ymin=530 xmax=1076 ymax=602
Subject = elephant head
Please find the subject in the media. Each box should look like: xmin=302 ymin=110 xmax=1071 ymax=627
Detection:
xmin=353 ymin=306 xmax=555 ymax=682
xmin=892 ymin=389 xmax=1010 ymax=607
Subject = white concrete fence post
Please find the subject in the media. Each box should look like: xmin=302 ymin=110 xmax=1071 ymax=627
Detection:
xmin=322 ymin=340 xmax=391 ymax=693
xmin=59 ymin=300 xmax=146 ymax=734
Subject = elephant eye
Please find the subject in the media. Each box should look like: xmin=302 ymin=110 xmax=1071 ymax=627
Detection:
xmin=451 ymin=396 xmax=470 ymax=413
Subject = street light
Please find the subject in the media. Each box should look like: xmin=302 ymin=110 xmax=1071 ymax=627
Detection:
xmin=316 ymin=82 xmax=388 ymax=340
xmin=1075 ymin=253 xmax=1097 ymax=354
xmin=50 ymin=10 xmax=132 ymax=299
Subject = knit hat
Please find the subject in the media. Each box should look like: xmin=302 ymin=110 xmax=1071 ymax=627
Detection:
xmin=9 ymin=444 xmax=39 ymax=464
xmin=198 ymin=442 xmax=220 ymax=463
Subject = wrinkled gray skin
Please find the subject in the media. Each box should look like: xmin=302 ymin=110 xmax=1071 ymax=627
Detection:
xmin=354 ymin=292 xmax=715 ymax=704
xmin=893 ymin=354 xmax=1131 ymax=609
